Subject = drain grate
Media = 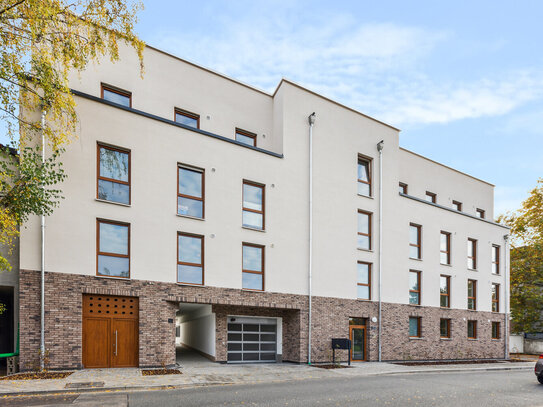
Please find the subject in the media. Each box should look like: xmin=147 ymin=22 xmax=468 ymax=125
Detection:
xmin=65 ymin=381 xmax=105 ymax=389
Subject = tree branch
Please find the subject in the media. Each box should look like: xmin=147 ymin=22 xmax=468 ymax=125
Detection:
xmin=0 ymin=0 xmax=27 ymax=16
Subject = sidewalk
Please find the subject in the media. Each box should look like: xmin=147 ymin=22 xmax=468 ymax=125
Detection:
xmin=0 ymin=361 xmax=534 ymax=396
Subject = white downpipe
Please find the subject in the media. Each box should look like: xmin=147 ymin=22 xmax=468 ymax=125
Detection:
xmin=308 ymin=112 xmax=315 ymax=365
xmin=377 ymin=140 xmax=384 ymax=362
xmin=40 ymin=109 xmax=46 ymax=370
xmin=503 ymin=234 xmax=509 ymax=360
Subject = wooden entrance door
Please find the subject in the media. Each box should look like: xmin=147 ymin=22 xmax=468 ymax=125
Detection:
xmin=349 ymin=325 xmax=367 ymax=361
xmin=83 ymin=294 xmax=138 ymax=368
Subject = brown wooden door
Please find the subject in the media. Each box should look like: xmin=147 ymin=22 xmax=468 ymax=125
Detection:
xmin=83 ymin=294 xmax=138 ymax=368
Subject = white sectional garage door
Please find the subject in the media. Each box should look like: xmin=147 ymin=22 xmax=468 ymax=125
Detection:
xmin=227 ymin=317 xmax=277 ymax=363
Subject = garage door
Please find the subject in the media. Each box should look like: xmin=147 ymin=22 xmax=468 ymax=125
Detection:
xmin=227 ymin=317 xmax=277 ymax=363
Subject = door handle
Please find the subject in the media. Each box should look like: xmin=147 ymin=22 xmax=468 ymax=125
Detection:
xmin=115 ymin=330 xmax=118 ymax=356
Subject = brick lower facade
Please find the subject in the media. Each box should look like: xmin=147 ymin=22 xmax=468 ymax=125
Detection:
xmin=19 ymin=269 xmax=507 ymax=370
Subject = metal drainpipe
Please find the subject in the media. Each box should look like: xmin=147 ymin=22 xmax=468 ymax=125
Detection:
xmin=376 ymin=140 xmax=384 ymax=362
xmin=503 ymin=234 xmax=509 ymax=360
xmin=307 ymin=112 xmax=315 ymax=365
xmin=40 ymin=109 xmax=46 ymax=370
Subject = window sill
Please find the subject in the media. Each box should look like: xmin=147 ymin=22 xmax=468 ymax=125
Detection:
xmin=409 ymin=257 xmax=423 ymax=261
xmin=357 ymin=193 xmax=374 ymax=199
xmin=468 ymin=268 xmax=478 ymax=272
xmin=491 ymin=273 xmax=501 ymax=276
xmin=357 ymin=298 xmax=372 ymax=302
xmin=467 ymin=309 xmax=477 ymax=312
xmin=408 ymin=303 xmax=422 ymax=307
xmin=440 ymin=337 xmax=452 ymax=341
xmin=491 ymin=339 xmax=501 ymax=341
xmin=357 ymin=248 xmax=374 ymax=253
xmin=440 ymin=306 xmax=451 ymax=310
xmin=242 ymin=226 xmax=266 ymax=233
xmin=176 ymin=214 xmax=205 ymax=221
xmin=177 ymin=282 xmax=204 ymax=287
xmin=95 ymin=198 xmax=131 ymax=207
xmin=440 ymin=263 xmax=452 ymax=267
xmin=409 ymin=337 xmax=425 ymax=340
xmin=467 ymin=338 xmax=478 ymax=341
xmin=96 ymin=274 xmax=130 ymax=280
xmin=241 ymin=288 xmax=265 ymax=293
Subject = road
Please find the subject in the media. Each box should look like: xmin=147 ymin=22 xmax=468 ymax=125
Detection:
xmin=2 ymin=369 xmax=542 ymax=406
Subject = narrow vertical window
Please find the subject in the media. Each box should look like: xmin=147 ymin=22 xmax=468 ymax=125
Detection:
xmin=242 ymin=243 xmax=264 ymax=291
xmin=97 ymin=144 xmax=130 ymax=205
xmin=476 ymin=208 xmax=485 ymax=219
xmin=357 ymin=211 xmax=372 ymax=250
xmin=440 ymin=231 xmax=451 ymax=265
xmin=492 ymin=283 xmax=500 ymax=312
xmin=175 ymin=108 xmax=200 ymax=129
xmin=97 ymin=219 xmax=130 ymax=278
xmin=409 ymin=223 xmax=422 ymax=259
xmin=177 ymin=233 xmax=204 ymax=285
xmin=101 ymin=84 xmax=131 ymax=107
xmin=467 ymin=279 xmax=477 ymax=310
xmin=235 ymin=128 xmax=257 ymax=147
xmin=492 ymin=322 xmax=500 ymax=339
xmin=409 ymin=317 xmax=421 ymax=338
xmin=425 ymin=191 xmax=436 ymax=203
xmin=467 ymin=320 xmax=477 ymax=339
xmin=409 ymin=270 xmax=421 ymax=305
xmin=492 ymin=245 xmax=500 ymax=274
xmin=178 ymin=165 xmax=204 ymax=218
xmin=452 ymin=200 xmax=462 ymax=211
xmin=357 ymin=262 xmax=371 ymax=300
xmin=440 ymin=275 xmax=450 ymax=308
xmin=242 ymin=181 xmax=265 ymax=230
xmin=467 ymin=238 xmax=477 ymax=269
xmin=399 ymin=182 xmax=408 ymax=194
xmin=357 ymin=156 xmax=371 ymax=197
xmin=440 ymin=319 xmax=451 ymax=339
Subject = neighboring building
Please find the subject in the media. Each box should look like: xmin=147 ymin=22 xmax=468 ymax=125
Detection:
xmin=18 ymin=44 xmax=509 ymax=369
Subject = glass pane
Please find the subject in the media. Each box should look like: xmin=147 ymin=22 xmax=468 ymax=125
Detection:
xmin=103 ymin=88 xmax=130 ymax=107
xmin=467 ymin=281 xmax=474 ymax=296
xmin=261 ymin=343 xmax=276 ymax=351
xmin=425 ymin=194 xmax=433 ymax=202
xmin=409 ymin=292 xmax=419 ymax=305
xmin=440 ymin=234 xmax=448 ymax=251
xmin=409 ymin=226 xmax=419 ymax=245
xmin=243 ymin=333 xmax=259 ymax=341
xmin=227 ymin=353 xmax=242 ymax=361
xmin=243 ymin=246 xmax=262 ymax=272
xmin=179 ymin=168 xmax=202 ymax=198
xmin=357 ymin=263 xmax=369 ymax=284
xmin=409 ymin=246 xmax=419 ymax=259
xmin=399 ymin=185 xmax=405 ymax=193
xmin=261 ymin=353 xmax=276 ymax=361
xmin=178 ymin=197 xmax=203 ymax=218
xmin=177 ymin=265 xmax=202 ymax=284
xmin=175 ymin=113 xmax=198 ymax=128
xmin=100 ymin=147 xmax=129 ymax=182
xmin=409 ymin=318 xmax=419 ymax=337
xmin=244 ymin=324 xmax=259 ymax=332
xmin=99 ymin=222 xmax=128 ymax=255
xmin=440 ymin=277 xmax=448 ymax=293
xmin=261 ymin=334 xmax=275 ymax=342
xmin=260 ymin=325 xmax=276 ymax=332
xmin=98 ymin=180 xmax=129 ymax=204
xmin=243 ymin=184 xmax=263 ymax=211
xmin=358 ymin=235 xmax=370 ymax=250
xmin=357 ymin=285 xmax=370 ymax=300
xmin=178 ymin=235 xmax=202 ymax=264
xmin=358 ymin=182 xmax=370 ymax=196
xmin=98 ymin=255 xmax=129 ymax=278
xmin=467 ymin=240 xmax=474 ymax=257
xmin=227 ymin=333 xmax=241 ymax=341
xmin=440 ymin=320 xmax=449 ymax=337
xmin=243 ymin=353 xmax=259 ymax=361
xmin=467 ymin=258 xmax=474 ymax=269
xmin=243 ymin=343 xmax=259 ymax=351
xmin=440 ymin=295 xmax=449 ymax=308
xmin=228 ymin=323 xmax=242 ymax=331
xmin=242 ymin=272 xmax=262 ymax=290
xmin=409 ymin=272 xmax=419 ymax=291
xmin=440 ymin=252 xmax=448 ymax=264
xmin=492 ymin=247 xmax=498 ymax=262
xmin=358 ymin=161 xmax=369 ymax=182
xmin=358 ymin=213 xmax=369 ymax=234
xmin=352 ymin=328 xmax=364 ymax=360
xmin=228 ymin=343 xmax=241 ymax=351
xmin=243 ymin=211 xmax=263 ymax=229
xmin=468 ymin=298 xmax=475 ymax=310
xmin=236 ymin=132 xmax=255 ymax=146
xmin=491 ymin=285 xmax=497 ymax=300
xmin=468 ymin=322 xmax=475 ymax=338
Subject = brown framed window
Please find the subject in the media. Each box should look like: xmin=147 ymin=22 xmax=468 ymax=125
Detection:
xmin=452 ymin=200 xmax=462 ymax=211
xmin=242 ymin=243 xmax=264 ymax=291
xmin=399 ymin=182 xmax=408 ymax=194
xmin=409 ymin=223 xmax=422 ymax=259
xmin=97 ymin=219 xmax=130 ymax=278
xmin=409 ymin=270 xmax=421 ymax=305
xmin=358 ymin=156 xmax=372 ymax=197
xmin=467 ymin=279 xmax=477 ymax=310
xmin=357 ymin=210 xmax=372 ymax=250
xmin=492 ymin=283 xmax=500 ymax=312
xmin=178 ymin=164 xmax=204 ymax=218
xmin=440 ymin=231 xmax=451 ymax=265
xmin=467 ymin=238 xmax=477 ymax=269
xmin=425 ymin=191 xmax=436 ymax=203
xmin=235 ymin=128 xmax=257 ymax=147
xmin=409 ymin=316 xmax=421 ymax=338
xmin=440 ymin=319 xmax=451 ymax=339
xmin=492 ymin=322 xmax=500 ymax=339
xmin=476 ymin=208 xmax=485 ymax=219
xmin=177 ymin=233 xmax=204 ymax=285
xmin=492 ymin=245 xmax=500 ymax=274
xmin=467 ymin=320 xmax=477 ymax=339
xmin=440 ymin=275 xmax=450 ymax=308
xmin=357 ymin=262 xmax=371 ymax=300
xmin=97 ymin=144 xmax=130 ymax=205
xmin=242 ymin=181 xmax=265 ymax=230
xmin=175 ymin=108 xmax=200 ymax=129
xmin=101 ymin=84 xmax=131 ymax=107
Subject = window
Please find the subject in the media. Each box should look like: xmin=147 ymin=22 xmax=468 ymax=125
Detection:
xmin=242 ymin=181 xmax=265 ymax=230
xmin=175 ymin=108 xmax=200 ymax=129
xmin=409 ymin=316 xmax=421 ymax=338
xmin=101 ymin=84 xmax=131 ymax=107
xmin=476 ymin=208 xmax=485 ymax=219
xmin=97 ymin=219 xmax=130 ymax=278
xmin=467 ymin=320 xmax=477 ymax=339
xmin=425 ymin=191 xmax=436 ymax=203
xmin=409 ymin=270 xmax=421 ymax=305
xmin=440 ymin=231 xmax=451 ymax=265
xmin=492 ymin=322 xmax=500 ymax=339
xmin=440 ymin=275 xmax=450 ymax=308
xmin=177 ymin=233 xmax=204 ymax=285
xmin=409 ymin=223 xmax=422 ymax=259
xmin=467 ymin=279 xmax=477 ymax=310
xmin=236 ymin=128 xmax=257 ymax=147
xmin=242 ymin=243 xmax=264 ymax=291
xmin=492 ymin=245 xmax=500 ymax=274
xmin=399 ymin=182 xmax=408 ymax=194
xmin=358 ymin=156 xmax=372 ymax=197
xmin=97 ymin=144 xmax=130 ymax=205
xmin=178 ymin=165 xmax=204 ymax=218
xmin=452 ymin=200 xmax=462 ymax=211
xmin=492 ymin=283 xmax=500 ymax=312
xmin=467 ymin=238 xmax=477 ymax=269
xmin=357 ymin=262 xmax=371 ymax=300
xmin=440 ymin=319 xmax=451 ymax=339
xmin=357 ymin=211 xmax=372 ymax=250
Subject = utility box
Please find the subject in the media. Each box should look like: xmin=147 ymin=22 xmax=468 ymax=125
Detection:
xmin=7 ymin=356 xmax=18 ymax=375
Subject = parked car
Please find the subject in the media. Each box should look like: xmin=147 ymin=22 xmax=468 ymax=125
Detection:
xmin=535 ymin=356 xmax=543 ymax=384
